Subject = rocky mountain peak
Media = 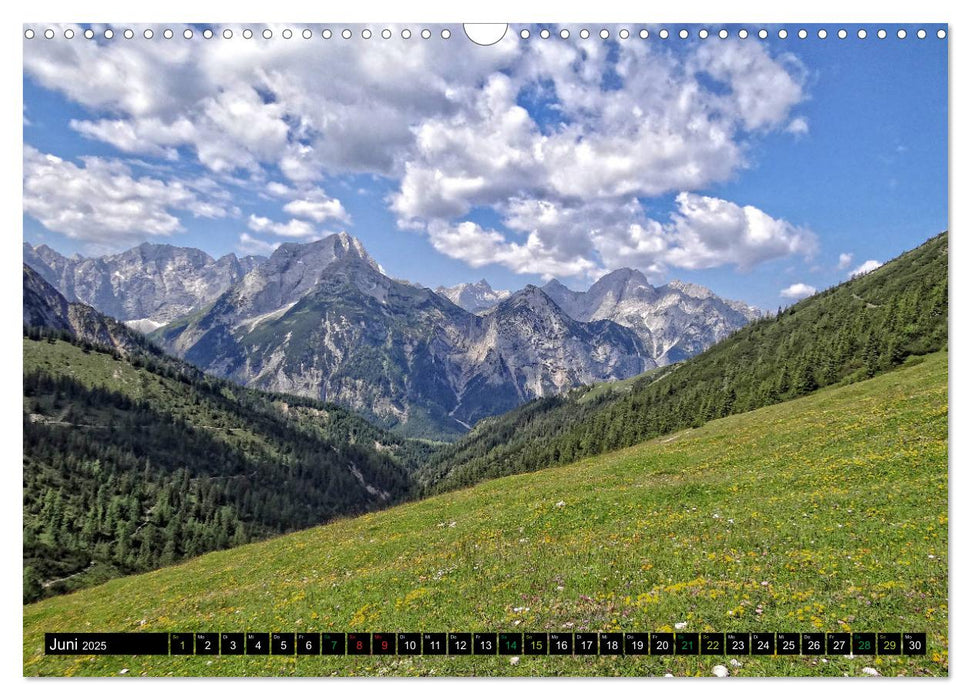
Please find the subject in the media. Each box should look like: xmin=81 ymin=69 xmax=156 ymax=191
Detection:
xmin=588 ymin=267 xmax=654 ymax=303
xmin=436 ymin=277 xmax=511 ymax=314
xmin=662 ymin=279 xmax=716 ymax=300
xmin=495 ymin=284 xmax=561 ymax=315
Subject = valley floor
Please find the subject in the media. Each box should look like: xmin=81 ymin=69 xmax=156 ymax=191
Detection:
xmin=23 ymin=352 xmax=948 ymax=677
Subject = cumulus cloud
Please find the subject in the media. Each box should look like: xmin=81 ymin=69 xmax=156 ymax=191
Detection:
xmin=786 ymin=117 xmax=810 ymax=136
xmin=837 ymin=252 xmax=853 ymax=270
xmin=247 ymin=214 xmax=318 ymax=238
xmin=24 ymin=24 xmax=811 ymax=275
xmin=391 ymin=38 xmax=806 ymax=225
xmin=282 ymin=188 xmax=349 ymax=224
xmin=849 ymin=259 xmax=882 ymax=277
xmin=780 ymin=283 xmax=817 ymax=300
xmin=428 ymin=193 xmax=816 ymax=280
xmin=22 ymin=146 xmax=228 ymax=246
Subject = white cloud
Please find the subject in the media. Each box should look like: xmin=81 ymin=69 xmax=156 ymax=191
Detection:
xmin=282 ymin=188 xmax=349 ymax=224
xmin=266 ymin=181 xmax=295 ymax=198
xmin=22 ymin=146 xmax=228 ymax=246
xmin=849 ymin=259 xmax=882 ymax=278
xmin=25 ymin=24 xmax=805 ymax=194
xmin=661 ymin=193 xmax=817 ymax=271
xmin=428 ymin=193 xmax=816 ymax=280
xmin=786 ymin=117 xmax=810 ymax=136
xmin=24 ymin=23 xmax=518 ymax=182
xmin=780 ymin=283 xmax=817 ymax=300
xmin=237 ymin=233 xmax=280 ymax=256
xmin=247 ymin=214 xmax=317 ymax=238
xmin=837 ymin=252 xmax=853 ymax=270
xmin=426 ymin=220 xmax=602 ymax=280
xmin=24 ymin=24 xmax=811 ymax=274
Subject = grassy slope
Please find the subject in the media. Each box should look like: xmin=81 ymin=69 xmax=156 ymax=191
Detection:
xmin=419 ymin=233 xmax=947 ymax=493
xmin=23 ymin=351 xmax=948 ymax=677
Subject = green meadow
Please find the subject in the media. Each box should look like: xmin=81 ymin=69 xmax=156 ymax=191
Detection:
xmin=23 ymin=351 xmax=948 ymax=677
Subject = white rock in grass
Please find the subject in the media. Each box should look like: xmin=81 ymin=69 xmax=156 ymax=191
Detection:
xmin=510 ymin=656 xmax=520 ymax=666
xmin=674 ymin=622 xmax=687 ymax=630
xmin=712 ymin=665 xmax=729 ymax=677
xmin=663 ymin=673 xmax=674 ymax=677
xmin=862 ymin=667 xmax=880 ymax=676
xmin=729 ymin=658 xmax=742 ymax=667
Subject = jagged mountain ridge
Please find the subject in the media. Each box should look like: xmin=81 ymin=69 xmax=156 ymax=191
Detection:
xmin=435 ymin=279 xmax=511 ymax=314
xmin=153 ymin=241 xmax=649 ymax=438
xmin=27 ymin=233 xmax=761 ymax=438
xmin=23 ymin=241 xmax=265 ymax=331
xmin=542 ymin=268 xmax=762 ymax=365
xmin=436 ymin=268 xmax=761 ymax=367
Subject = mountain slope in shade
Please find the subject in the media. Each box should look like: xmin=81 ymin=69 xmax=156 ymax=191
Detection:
xmin=23 ymin=241 xmax=265 ymax=328
xmin=435 ymin=279 xmax=511 ymax=314
xmin=23 ymin=263 xmax=153 ymax=356
xmin=153 ymin=235 xmax=648 ymax=439
xmin=542 ymin=269 xmax=761 ymax=365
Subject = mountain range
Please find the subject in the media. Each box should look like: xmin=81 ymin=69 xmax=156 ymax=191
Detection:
xmin=23 ymin=241 xmax=265 ymax=333
xmin=24 ymin=234 xmax=760 ymax=439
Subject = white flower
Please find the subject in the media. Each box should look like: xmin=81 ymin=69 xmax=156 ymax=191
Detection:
xmin=862 ymin=667 xmax=880 ymax=676
xmin=555 ymin=501 xmax=566 ymax=507
xmin=674 ymin=622 xmax=688 ymax=630
xmin=119 ymin=669 xmax=129 ymax=675
xmin=729 ymin=659 xmax=742 ymax=667
xmin=510 ymin=656 xmax=520 ymax=665
xmin=712 ymin=665 xmax=729 ymax=677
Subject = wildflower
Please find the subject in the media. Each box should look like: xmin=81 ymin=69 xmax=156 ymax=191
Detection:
xmin=510 ymin=657 xmax=520 ymax=666
xmin=674 ymin=622 xmax=687 ymax=630
xmin=862 ymin=667 xmax=880 ymax=676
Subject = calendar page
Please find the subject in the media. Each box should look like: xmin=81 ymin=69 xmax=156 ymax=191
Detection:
xmin=22 ymin=21 xmax=948 ymax=679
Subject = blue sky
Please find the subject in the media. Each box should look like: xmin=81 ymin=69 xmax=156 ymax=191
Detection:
xmin=22 ymin=23 xmax=947 ymax=310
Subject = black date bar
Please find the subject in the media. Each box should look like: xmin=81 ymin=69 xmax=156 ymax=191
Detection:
xmin=45 ymin=633 xmax=170 ymax=655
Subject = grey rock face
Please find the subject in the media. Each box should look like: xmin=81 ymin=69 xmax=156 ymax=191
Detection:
xmin=27 ymin=233 xmax=759 ymax=437
xmin=23 ymin=241 xmax=265 ymax=328
xmin=435 ymin=279 xmax=511 ymax=314
xmin=543 ymin=269 xmax=761 ymax=366
xmin=153 ymin=237 xmax=648 ymax=438
xmin=23 ymin=264 xmax=149 ymax=355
